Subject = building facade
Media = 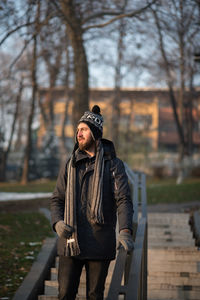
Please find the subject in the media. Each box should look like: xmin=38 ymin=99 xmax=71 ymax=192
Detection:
xmin=38 ymin=87 xmax=200 ymax=153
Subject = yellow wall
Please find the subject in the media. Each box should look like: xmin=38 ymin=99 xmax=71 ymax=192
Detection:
xmin=38 ymin=93 xmax=159 ymax=150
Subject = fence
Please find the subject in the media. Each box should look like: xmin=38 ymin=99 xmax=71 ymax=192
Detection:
xmin=106 ymin=163 xmax=148 ymax=300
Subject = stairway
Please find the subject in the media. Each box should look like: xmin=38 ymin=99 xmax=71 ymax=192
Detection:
xmin=148 ymin=213 xmax=200 ymax=300
xmin=38 ymin=258 xmax=115 ymax=300
xmin=38 ymin=212 xmax=200 ymax=300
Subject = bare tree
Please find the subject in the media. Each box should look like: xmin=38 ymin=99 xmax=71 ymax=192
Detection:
xmin=149 ymin=0 xmax=200 ymax=182
xmin=59 ymin=38 xmax=73 ymax=164
xmin=38 ymin=18 xmax=66 ymax=153
xmin=52 ymin=0 xmax=156 ymax=129
xmin=0 ymin=77 xmax=23 ymax=181
xmin=21 ymin=1 xmax=40 ymax=184
xmin=110 ymin=2 xmax=127 ymax=150
xmin=0 ymin=0 xmax=156 ymax=181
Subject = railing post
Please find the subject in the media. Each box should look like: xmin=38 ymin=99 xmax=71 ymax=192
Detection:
xmin=143 ymin=222 xmax=148 ymax=300
xmin=124 ymin=162 xmax=138 ymax=240
xmin=141 ymin=173 xmax=147 ymax=218
xmin=110 ymin=163 xmax=148 ymax=300
xmin=141 ymin=173 xmax=148 ymax=300
xmin=133 ymin=173 xmax=138 ymax=241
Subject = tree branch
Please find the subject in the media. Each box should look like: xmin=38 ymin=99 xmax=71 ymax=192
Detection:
xmin=0 ymin=22 xmax=35 ymax=46
xmin=51 ymin=0 xmax=74 ymax=30
xmin=0 ymin=12 xmax=54 ymax=46
xmin=9 ymin=36 xmax=34 ymax=71
xmin=83 ymin=0 xmax=157 ymax=30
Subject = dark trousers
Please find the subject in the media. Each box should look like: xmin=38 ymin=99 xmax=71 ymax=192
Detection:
xmin=58 ymin=256 xmax=111 ymax=300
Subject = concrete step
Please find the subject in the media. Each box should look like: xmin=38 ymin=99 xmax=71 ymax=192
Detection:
xmin=147 ymin=214 xmax=190 ymax=225
xmin=148 ymin=288 xmax=200 ymax=300
xmin=148 ymin=261 xmax=200 ymax=273
xmin=148 ymin=221 xmax=190 ymax=226
xmin=148 ymin=249 xmax=200 ymax=262
xmin=148 ymin=213 xmax=199 ymax=300
xmin=148 ymin=241 xmax=195 ymax=248
xmin=148 ymin=275 xmax=200 ymax=286
xmin=148 ymin=212 xmax=190 ymax=217
xmin=148 ymin=235 xmax=194 ymax=242
xmin=148 ymin=227 xmax=193 ymax=234
xmin=148 ymin=225 xmax=191 ymax=232
xmin=148 ymin=213 xmax=190 ymax=220
xmin=148 ymin=230 xmax=192 ymax=237
xmin=149 ymin=283 xmax=200 ymax=291
xmin=148 ymin=270 xmax=200 ymax=278
xmin=39 ymin=295 xmax=125 ymax=300
xmin=50 ymin=268 xmax=57 ymax=281
xmin=148 ymin=220 xmax=190 ymax=226
xmin=148 ymin=246 xmax=198 ymax=252
xmin=44 ymin=280 xmax=109 ymax=297
xmin=149 ymin=225 xmax=192 ymax=232
xmin=38 ymin=296 xmax=86 ymax=300
xmin=148 ymin=299 xmax=199 ymax=300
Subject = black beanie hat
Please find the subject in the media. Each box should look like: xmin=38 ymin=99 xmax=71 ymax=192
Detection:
xmin=78 ymin=105 xmax=103 ymax=140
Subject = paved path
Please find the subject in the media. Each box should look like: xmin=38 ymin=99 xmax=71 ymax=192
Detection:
xmin=148 ymin=212 xmax=200 ymax=300
xmin=0 ymin=192 xmax=51 ymax=201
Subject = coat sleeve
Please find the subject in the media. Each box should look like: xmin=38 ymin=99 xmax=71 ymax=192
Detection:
xmin=50 ymin=160 xmax=68 ymax=231
xmin=110 ymin=158 xmax=133 ymax=233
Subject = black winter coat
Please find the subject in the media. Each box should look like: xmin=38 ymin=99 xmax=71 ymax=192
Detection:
xmin=50 ymin=139 xmax=133 ymax=260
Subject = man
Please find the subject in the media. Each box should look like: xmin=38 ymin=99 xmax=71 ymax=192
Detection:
xmin=50 ymin=105 xmax=134 ymax=300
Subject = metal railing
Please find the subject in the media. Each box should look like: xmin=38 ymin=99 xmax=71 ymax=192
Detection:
xmin=106 ymin=163 xmax=148 ymax=300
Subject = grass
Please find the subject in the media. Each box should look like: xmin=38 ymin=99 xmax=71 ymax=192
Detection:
xmin=0 ymin=177 xmax=200 ymax=204
xmin=0 ymin=212 xmax=54 ymax=299
xmin=0 ymin=180 xmax=56 ymax=193
xmin=147 ymin=177 xmax=200 ymax=204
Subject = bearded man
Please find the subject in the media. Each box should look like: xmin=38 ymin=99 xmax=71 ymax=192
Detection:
xmin=50 ymin=105 xmax=134 ymax=300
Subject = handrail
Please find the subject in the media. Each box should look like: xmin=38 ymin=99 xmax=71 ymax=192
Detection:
xmin=106 ymin=164 xmax=148 ymax=300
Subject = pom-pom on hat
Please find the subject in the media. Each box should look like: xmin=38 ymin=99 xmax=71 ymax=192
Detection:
xmin=78 ymin=105 xmax=103 ymax=140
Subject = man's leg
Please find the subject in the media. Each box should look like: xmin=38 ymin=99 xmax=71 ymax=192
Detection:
xmin=58 ymin=256 xmax=84 ymax=300
xmin=85 ymin=260 xmax=111 ymax=300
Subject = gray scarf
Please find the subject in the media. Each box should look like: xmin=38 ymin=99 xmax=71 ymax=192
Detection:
xmin=64 ymin=140 xmax=105 ymax=256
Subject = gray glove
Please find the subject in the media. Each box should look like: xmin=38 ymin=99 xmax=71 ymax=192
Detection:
xmin=117 ymin=231 xmax=134 ymax=252
xmin=55 ymin=220 xmax=73 ymax=239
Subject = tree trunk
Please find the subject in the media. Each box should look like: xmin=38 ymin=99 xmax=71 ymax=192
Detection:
xmin=41 ymin=42 xmax=64 ymax=150
xmin=59 ymin=97 xmax=70 ymax=164
xmin=110 ymin=16 xmax=126 ymax=150
xmin=59 ymin=0 xmax=89 ymax=131
xmin=15 ymin=104 xmax=23 ymax=151
xmin=176 ymin=0 xmax=187 ymax=184
xmin=187 ymin=79 xmax=195 ymax=156
xmin=152 ymin=7 xmax=187 ymax=183
xmin=21 ymin=3 xmax=39 ymax=184
xmin=59 ymin=41 xmax=71 ymax=164
xmin=2 ymin=79 xmax=23 ymax=181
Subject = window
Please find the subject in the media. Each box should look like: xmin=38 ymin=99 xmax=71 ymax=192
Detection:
xmin=133 ymin=114 xmax=152 ymax=129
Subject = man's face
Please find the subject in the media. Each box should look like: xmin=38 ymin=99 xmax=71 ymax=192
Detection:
xmin=77 ymin=123 xmax=94 ymax=151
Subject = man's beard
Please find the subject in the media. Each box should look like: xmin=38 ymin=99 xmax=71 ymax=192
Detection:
xmin=78 ymin=136 xmax=95 ymax=151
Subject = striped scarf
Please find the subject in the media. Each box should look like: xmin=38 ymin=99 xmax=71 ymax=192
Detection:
xmin=64 ymin=140 xmax=104 ymax=256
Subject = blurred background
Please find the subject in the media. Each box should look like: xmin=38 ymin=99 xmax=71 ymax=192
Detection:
xmin=1 ymin=2 xmax=200 ymax=299
xmin=0 ymin=0 xmax=200 ymax=185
